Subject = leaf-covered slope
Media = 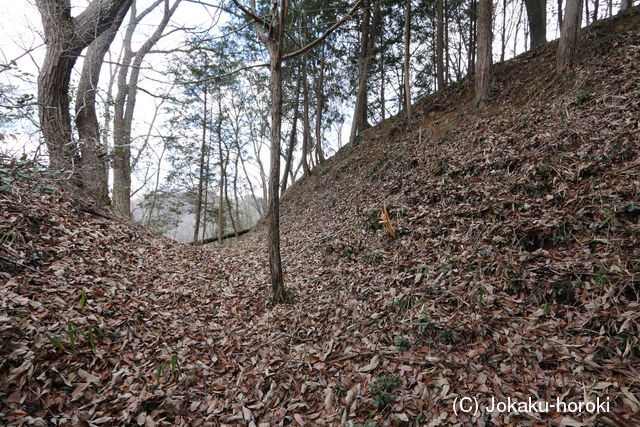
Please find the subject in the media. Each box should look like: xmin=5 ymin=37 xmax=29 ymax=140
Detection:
xmin=2 ymin=8 xmax=640 ymax=426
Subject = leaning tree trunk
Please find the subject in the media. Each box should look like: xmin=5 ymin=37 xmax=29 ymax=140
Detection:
xmin=39 ymin=46 xmax=79 ymax=173
xmin=524 ymin=0 xmax=547 ymax=49
xmin=475 ymin=0 xmax=493 ymax=105
xmin=75 ymin=6 xmax=129 ymax=206
xmin=557 ymin=0 xmax=582 ymax=72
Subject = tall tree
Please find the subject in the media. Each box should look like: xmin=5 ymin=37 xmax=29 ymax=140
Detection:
xmin=474 ymin=0 xmax=493 ymax=105
xmin=436 ymin=0 xmax=445 ymax=90
xmin=524 ymin=0 xmax=547 ymax=49
xmin=75 ymin=6 xmax=130 ymax=206
xmin=113 ymin=0 xmax=182 ymax=216
xmin=349 ymin=0 xmax=381 ymax=143
xmin=301 ymin=60 xmax=312 ymax=176
xmin=557 ymin=0 xmax=582 ymax=72
xmin=313 ymin=48 xmax=326 ymax=164
xmin=468 ymin=0 xmax=477 ymax=75
xmin=35 ymin=0 xmax=133 ymax=174
xmin=403 ymin=0 xmax=412 ymax=116
xmin=193 ymin=84 xmax=208 ymax=243
xmin=233 ymin=0 xmax=361 ymax=302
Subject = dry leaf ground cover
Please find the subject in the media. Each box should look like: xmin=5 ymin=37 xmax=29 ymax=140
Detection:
xmin=2 ymin=8 xmax=640 ymax=426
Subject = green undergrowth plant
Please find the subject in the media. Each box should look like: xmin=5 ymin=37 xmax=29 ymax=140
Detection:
xmin=44 ymin=322 xmax=104 ymax=354
xmin=369 ymin=375 xmax=400 ymax=410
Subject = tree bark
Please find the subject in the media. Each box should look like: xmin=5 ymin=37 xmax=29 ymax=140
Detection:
xmin=468 ymin=0 xmax=477 ymax=75
xmin=193 ymin=86 xmax=208 ymax=243
xmin=314 ymin=53 xmax=326 ymax=164
xmin=584 ymin=0 xmax=590 ymax=25
xmin=558 ymin=0 xmax=564 ymax=31
xmin=301 ymin=61 xmax=312 ymax=176
xmin=264 ymin=13 xmax=287 ymax=301
xmin=232 ymin=0 xmax=360 ymax=303
xmin=436 ymin=0 xmax=445 ymax=90
xmin=36 ymin=0 xmax=133 ymax=175
xmin=475 ymin=0 xmax=493 ymax=105
xmin=403 ymin=0 xmax=412 ymax=117
xmin=281 ymin=72 xmax=301 ymax=194
xmin=500 ymin=0 xmax=507 ymax=62
xmin=217 ymin=98 xmax=226 ymax=244
xmin=349 ymin=0 xmax=381 ymax=143
xmin=524 ymin=0 xmax=547 ymax=49
xmin=75 ymin=6 xmax=129 ymax=206
xmin=557 ymin=0 xmax=582 ymax=72
xmin=113 ymin=0 xmax=182 ymax=217
xmin=380 ymin=58 xmax=385 ymax=120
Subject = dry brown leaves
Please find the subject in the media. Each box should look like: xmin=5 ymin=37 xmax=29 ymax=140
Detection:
xmin=2 ymin=9 xmax=640 ymax=427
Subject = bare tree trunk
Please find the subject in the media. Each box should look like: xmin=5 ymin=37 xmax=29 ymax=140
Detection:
xmin=445 ymin=0 xmax=450 ymax=83
xmin=584 ymin=0 xmax=590 ymax=24
xmin=403 ymin=0 xmax=412 ymax=117
xmin=559 ymin=0 xmax=564 ymax=30
xmin=593 ymin=0 xmax=598 ymax=21
xmin=380 ymin=59 xmax=386 ymax=120
xmin=75 ymin=6 xmax=128 ymax=206
xmin=36 ymin=0 xmax=133 ymax=176
xmin=217 ymin=98 xmax=225 ymax=244
xmin=233 ymin=152 xmax=240 ymax=229
xmin=257 ymin=6 xmax=288 ymax=300
xmin=144 ymin=145 xmax=165 ymax=225
xmin=468 ymin=0 xmax=477 ymax=75
xmin=193 ymin=87 xmax=208 ymax=243
xmin=201 ymin=145 xmax=211 ymax=241
xmin=501 ymin=0 xmax=507 ymax=62
xmin=301 ymin=61 xmax=312 ymax=175
xmin=475 ymin=0 xmax=493 ymax=105
xmin=113 ymin=0 xmax=182 ymax=217
xmin=524 ymin=0 xmax=547 ymax=49
xmin=314 ymin=53 xmax=326 ymax=164
xmin=436 ymin=0 xmax=445 ymax=90
xmin=349 ymin=0 xmax=381 ymax=143
xmin=232 ymin=0 xmax=360 ymax=303
xmin=239 ymin=150 xmax=262 ymax=216
xmin=281 ymin=73 xmax=301 ymax=194
xmin=557 ymin=0 xmax=582 ymax=72
xmin=225 ymin=166 xmax=238 ymax=235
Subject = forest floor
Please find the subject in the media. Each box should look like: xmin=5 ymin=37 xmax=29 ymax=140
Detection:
xmin=2 ymin=7 xmax=640 ymax=427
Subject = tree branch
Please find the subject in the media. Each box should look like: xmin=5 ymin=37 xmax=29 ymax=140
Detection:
xmin=282 ymin=0 xmax=362 ymax=61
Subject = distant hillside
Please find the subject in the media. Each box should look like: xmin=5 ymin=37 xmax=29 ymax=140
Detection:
xmin=2 ymin=7 xmax=639 ymax=426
